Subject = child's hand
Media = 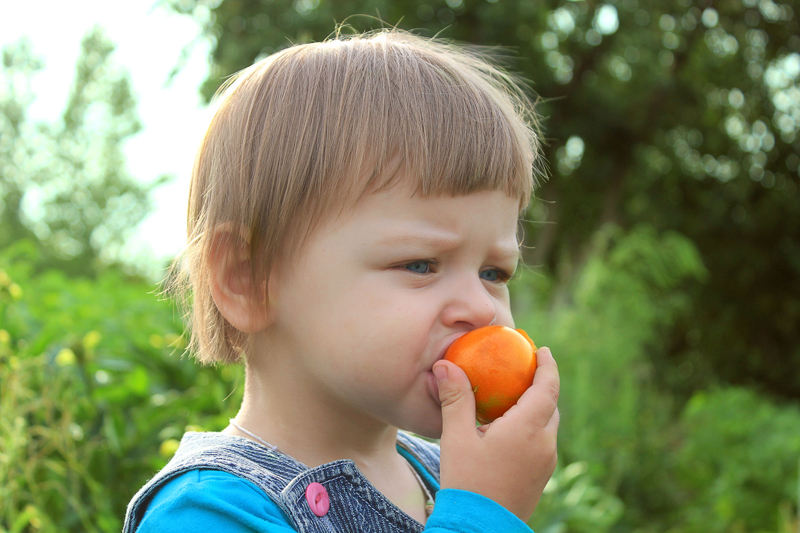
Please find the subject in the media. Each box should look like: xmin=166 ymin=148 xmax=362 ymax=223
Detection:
xmin=434 ymin=347 xmax=559 ymax=522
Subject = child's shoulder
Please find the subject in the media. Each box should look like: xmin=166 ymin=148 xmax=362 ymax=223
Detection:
xmin=124 ymin=432 xmax=302 ymax=532
xmin=136 ymin=469 xmax=294 ymax=532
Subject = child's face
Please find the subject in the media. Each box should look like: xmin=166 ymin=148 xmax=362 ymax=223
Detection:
xmin=262 ymin=184 xmax=521 ymax=438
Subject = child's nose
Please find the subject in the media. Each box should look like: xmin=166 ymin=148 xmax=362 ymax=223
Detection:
xmin=440 ymin=277 xmax=497 ymax=328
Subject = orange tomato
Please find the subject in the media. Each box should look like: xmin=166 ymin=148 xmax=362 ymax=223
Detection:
xmin=443 ymin=325 xmax=537 ymax=424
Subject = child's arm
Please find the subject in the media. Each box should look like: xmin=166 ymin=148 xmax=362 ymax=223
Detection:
xmin=433 ymin=347 xmax=560 ymax=522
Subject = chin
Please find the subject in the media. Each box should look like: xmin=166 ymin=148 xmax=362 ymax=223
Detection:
xmin=413 ymin=427 xmax=443 ymax=440
xmin=399 ymin=417 xmax=443 ymax=440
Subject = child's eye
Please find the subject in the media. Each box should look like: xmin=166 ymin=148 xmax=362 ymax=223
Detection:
xmin=480 ymin=268 xmax=514 ymax=283
xmin=403 ymin=260 xmax=436 ymax=274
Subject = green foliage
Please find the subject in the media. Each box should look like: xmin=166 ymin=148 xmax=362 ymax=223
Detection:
xmin=0 ymin=243 xmax=243 ymax=532
xmin=515 ymin=224 xmax=705 ymax=483
xmin=672 ymin=388 xmax=800 ymax=533
xmin=0 ymin=29 xmax=168 ymax=279
xmin=512 ymin=223 xmax=799 ymax=531
xmin=530 ymin=462 xmax=624 ymax=533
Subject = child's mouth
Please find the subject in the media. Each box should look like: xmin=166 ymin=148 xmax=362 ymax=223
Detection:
xmin=426 ymin=332 xmax=466 ymax=405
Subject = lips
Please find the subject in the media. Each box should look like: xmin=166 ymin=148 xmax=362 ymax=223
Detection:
xmin=437 ymin=331 xmax=471 ymax=364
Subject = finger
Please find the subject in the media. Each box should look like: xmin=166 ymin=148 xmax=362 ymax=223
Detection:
xmin=433 ymin=360 xmax=479 ymax=441
xmin=532 ymin=346 xmax=559 ymax=403
xmin=545 ymin=406 xmax=560 ymax=434
xmin=514 ymin=347 xmax=560 ymax=428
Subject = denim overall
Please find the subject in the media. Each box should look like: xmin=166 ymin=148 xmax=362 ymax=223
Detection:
xmin=123 ymin=431 xmax=441 ymax=533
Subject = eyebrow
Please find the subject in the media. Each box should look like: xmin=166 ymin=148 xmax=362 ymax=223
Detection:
xmin=375 ymin=233 xmax=522 ymax=264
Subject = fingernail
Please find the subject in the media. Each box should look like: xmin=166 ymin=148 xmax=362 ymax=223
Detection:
xmin=433 ymin=365 xmax=448 ymax=384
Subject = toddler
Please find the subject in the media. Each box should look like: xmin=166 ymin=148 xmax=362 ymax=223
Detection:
xmin=124 ymin=29 xmax=559 ymax=533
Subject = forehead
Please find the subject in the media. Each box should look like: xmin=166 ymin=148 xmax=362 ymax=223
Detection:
xmin=278 ymin=175 xmax=523 ymax=274
xmin=321 ymin=186 xmax=522 ymax=257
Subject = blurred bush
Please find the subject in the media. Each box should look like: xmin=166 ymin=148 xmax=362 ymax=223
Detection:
xmin=530 ymin=461 xmax=624 ymax=533
xmin=0 ymin=29 xmax=167 ymax=280
xmin=513 ymin=223 xmax=799 ymax=532
xmin=0 ymin=241 xmax=243 ymax=532
xmin=672 ymin=387 xmax=800 ymax=532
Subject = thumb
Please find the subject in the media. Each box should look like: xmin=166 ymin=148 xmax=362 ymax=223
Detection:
xmin=433 ymin=360 xmax=477 ymax=437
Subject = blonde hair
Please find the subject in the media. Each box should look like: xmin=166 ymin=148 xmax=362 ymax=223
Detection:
xmin=164 ymin=29 xmax=545 ymax=365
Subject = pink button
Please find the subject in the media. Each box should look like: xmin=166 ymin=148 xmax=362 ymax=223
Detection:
xmin=305 ymin=482 xmax=330 ymax=517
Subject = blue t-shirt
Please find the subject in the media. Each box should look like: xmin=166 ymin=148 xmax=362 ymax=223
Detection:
xmin=137 ymin=469 xmax=533 ymax=532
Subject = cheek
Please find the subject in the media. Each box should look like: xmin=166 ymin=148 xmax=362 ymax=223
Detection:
xmin=495 ymin=307 xmax=515 ymax=329
xmin=345 ymin=301 xmax=431 ymax=375
xmin=360 ymin=289 xmax=432 ymax=336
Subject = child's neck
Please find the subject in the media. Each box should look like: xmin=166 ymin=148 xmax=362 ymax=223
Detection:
xmin=226 ymin=349 xmax=432 ymax=524
xmin=230 ymin=359 xmax=400 ymax=469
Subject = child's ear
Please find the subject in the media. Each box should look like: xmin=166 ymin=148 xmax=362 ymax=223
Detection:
xmin=208 ymin=224 xmax=271 ymax=333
